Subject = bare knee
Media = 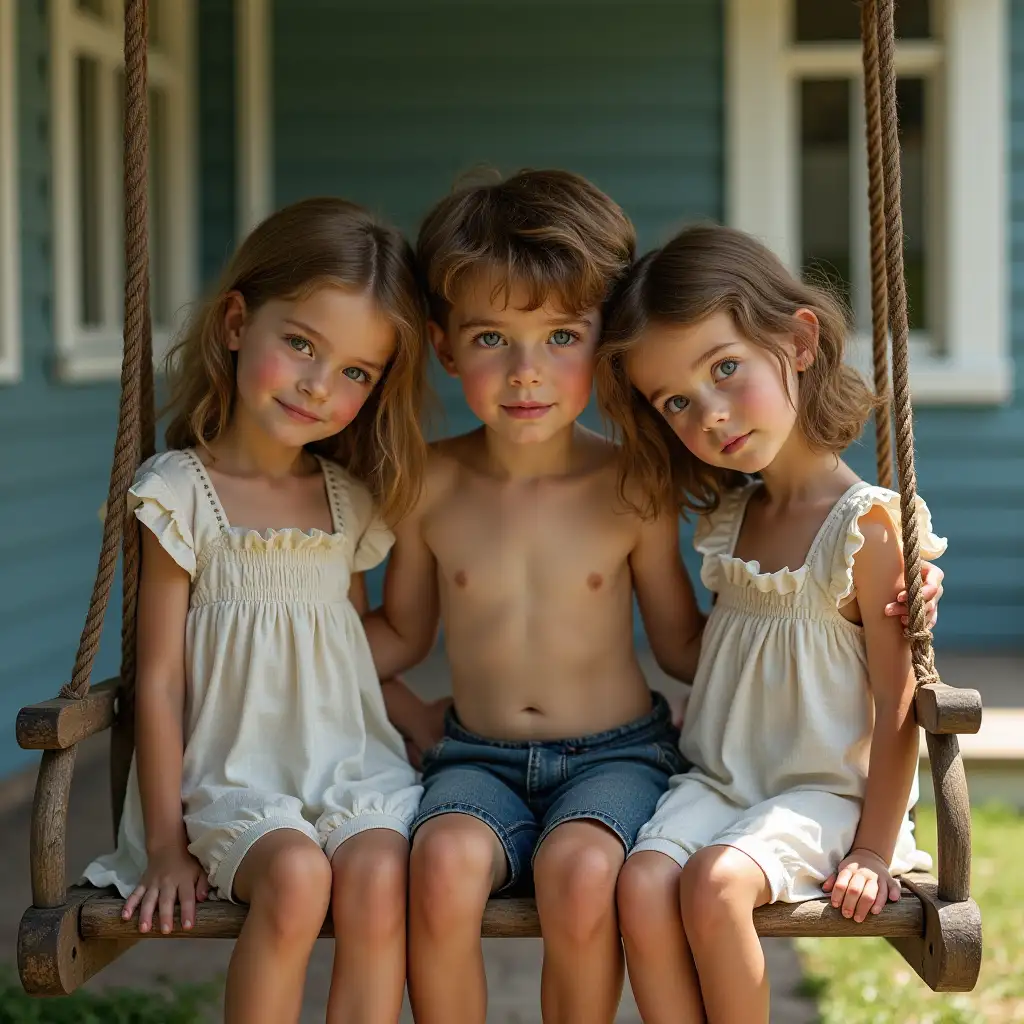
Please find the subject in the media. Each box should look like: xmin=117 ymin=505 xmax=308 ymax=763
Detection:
xmin=534 ymin=823 xmax=624 ymax=942
xmin=410 ymin=816 xmax=499 ymax=934
xmin=332 ymin=832 xmax=408 ymax=943
xmin=247 ymin=838 xmax=332 ymax=945
xmin=679 ymin=846 xmax=765 ymax=947
xmin=617 ymin=851 xmax=684 ymax=950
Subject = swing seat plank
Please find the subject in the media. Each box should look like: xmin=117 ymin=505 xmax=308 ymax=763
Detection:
xmin=76 ymin=880 xmax=929 ymax=941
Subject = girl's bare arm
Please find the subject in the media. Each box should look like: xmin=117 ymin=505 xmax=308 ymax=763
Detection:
xmin=124 ymin=527 xmax=208 ymax=933
xmin=827 ymin=505 xmax=922 ymax=922
xmin=630 ymin=509 xmax=706 ymax=684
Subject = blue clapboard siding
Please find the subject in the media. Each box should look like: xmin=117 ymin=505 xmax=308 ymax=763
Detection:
xmin=0 ymin=0 xmax=235 ymax=778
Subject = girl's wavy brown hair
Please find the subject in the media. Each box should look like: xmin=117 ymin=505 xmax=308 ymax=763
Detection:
xmin=595 ymin=223 xmax=885 ymax=519
xmin=163 ymin=197 xmax=428 ymax=522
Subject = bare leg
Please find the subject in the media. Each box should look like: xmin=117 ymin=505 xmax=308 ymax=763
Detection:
xmin=532 ymin=820 xmax=625 ymax=1024
xmin=679 ymin=845 xmax=772 ymax=1024
xmin=407 ymin=814 xmax=506 ymax=1024
xmin=226 ymin=830 xmax=332 ymax=1024
xmin=327 ymin=829 xmax=409 ymax=1024
xmin=617 ymin=852 xmax=705 ymax=1024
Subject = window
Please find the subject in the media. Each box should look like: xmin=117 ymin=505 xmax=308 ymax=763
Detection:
xmin=0 ymin=0 xmax=20 ymax=383
xmin=727 ymin=0 xmax=1010 ymax=404
xmin=51 ymin=0 xmax=195 ymax=381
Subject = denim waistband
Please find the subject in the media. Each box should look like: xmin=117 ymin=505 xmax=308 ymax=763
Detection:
xmin=443 ymin=691 xmax=674 ymax=753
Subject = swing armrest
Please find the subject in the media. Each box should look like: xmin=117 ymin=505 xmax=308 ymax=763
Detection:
xmin=16 ymin=677 xmax=119 ymax=750
xmin=915 ymin=683 xmax=982 ymax=735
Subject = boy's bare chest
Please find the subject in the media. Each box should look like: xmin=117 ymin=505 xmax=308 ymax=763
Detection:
xmin=424 ymin=479 xmax=636 ymax=593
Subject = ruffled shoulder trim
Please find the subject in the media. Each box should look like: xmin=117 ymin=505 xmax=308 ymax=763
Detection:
xmin=830 ymin=485 xmax=947 ymax=608
xmin=128 ymin=451 xmax=198 ymax=579
xmin=318 ymin=458 xmax=394 ymax=572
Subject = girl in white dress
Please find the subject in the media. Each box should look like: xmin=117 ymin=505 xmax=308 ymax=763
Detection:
xmin=596 ymin=224 xmax=942 ymax=1024
xmin=83 ymin=198 xmax=428 ymax=1024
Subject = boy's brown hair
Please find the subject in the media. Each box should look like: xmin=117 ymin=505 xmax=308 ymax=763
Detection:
xmin=596 ymin=223 xmax=885 ymax=518
xmin=164 ymin=197 xmax=428 ymax=522
xmin=417 ymin=169 xmax=636 ymax=323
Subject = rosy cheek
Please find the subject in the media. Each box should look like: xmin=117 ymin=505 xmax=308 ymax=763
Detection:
xmin=327 ymin=389 xmax=370 ymax=431
xmin=457 ymin=362 xmax=502 ymax=417
xmin=246 ymin=348 xmax=293 ymax=393
xmin=550 ymin=357 xmax=594 ymax=412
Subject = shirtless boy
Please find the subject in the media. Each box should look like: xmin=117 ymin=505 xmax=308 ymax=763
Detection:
xmin=364 ymin=169 xmax=944 ymax=1024
xmin=363 ymin=169 xmax=702 ymax=1024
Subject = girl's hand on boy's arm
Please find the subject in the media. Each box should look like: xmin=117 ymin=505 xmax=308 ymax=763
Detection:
xmin=883 ymin=561 xmax=943 ymax=628
xmin=123 ymin=843 xmax=209 ymax=934
xmin=823 ymin=846 xmax=900 ymax=923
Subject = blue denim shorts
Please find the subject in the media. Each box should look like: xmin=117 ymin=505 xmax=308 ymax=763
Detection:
xmin=411 ymin=692 xmax=687 ymax=892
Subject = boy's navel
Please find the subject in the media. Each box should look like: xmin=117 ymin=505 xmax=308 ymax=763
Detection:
xmin=454 ymin=570 xmax=468 ymax=588
xmin=587 ymin=573 xmax=603 ymax=591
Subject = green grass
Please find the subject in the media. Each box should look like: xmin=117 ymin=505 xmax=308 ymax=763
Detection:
xmin=0 ymin=972 xmax=218 ymax=1023
xmin=796 ymin=803 xmax=1024 ymax=1024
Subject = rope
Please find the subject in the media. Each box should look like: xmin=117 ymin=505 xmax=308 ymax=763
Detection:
xmin=868 ymin=0 xmax=938 ymax=688
xmin=860 ymin=0 xmax=893 ymax=490
xmin=60 ymin=0 xmax=150 ymax=702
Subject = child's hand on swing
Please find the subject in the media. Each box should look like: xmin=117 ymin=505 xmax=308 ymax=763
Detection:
xmin=122 ymin=846 xmax=210 ymax=934
xmin=822 ymin=846 xmax=901 ymax=923
xmin=884 ymin=561 xmax=944 ymax=628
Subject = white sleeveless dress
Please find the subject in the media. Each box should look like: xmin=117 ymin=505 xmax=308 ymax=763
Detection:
xmin=631 ymin=481 xmax=943 ymax=903
xmin=83 ymin=449 xmax=422 ymax=902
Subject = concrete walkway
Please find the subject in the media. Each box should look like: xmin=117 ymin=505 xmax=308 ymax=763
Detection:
xmin=23 ymin=648 xmax=1020 ymax=1020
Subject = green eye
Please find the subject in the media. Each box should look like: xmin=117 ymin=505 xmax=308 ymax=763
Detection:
xmin=343 ymin=367 xmax=370 ymax=383
xmin=477 ymin=331 xmax=503 ymax=348
xmin=287 ymin=335 xmax=312 ymax=355
xmin=550 ymin=329 xmax=575 ymax=347
xmin=664 ymin=395 xmax=688 ymax=415
xmin=717 ymin=359 xmax=738 ymax=378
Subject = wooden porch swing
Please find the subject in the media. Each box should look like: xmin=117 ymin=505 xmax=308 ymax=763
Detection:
xmin=15 ymin=0 xmax=984 ymax=998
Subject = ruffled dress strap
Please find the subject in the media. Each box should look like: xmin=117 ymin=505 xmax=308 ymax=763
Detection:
xmin=315 ymin=458 xmax=395 ymax=573
xmin=128 ymin=449 xmax=224 ymax=580
xmin=820 ymin=484 xmax=947 ymax=610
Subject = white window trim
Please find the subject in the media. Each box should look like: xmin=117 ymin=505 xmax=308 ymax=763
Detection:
xmin=726 ymin=0 xmax=1012 ymax=405
xmin=0 ymin=0 xmax=21 ymax=383
xmin=51 ymin=0 xmax=196 ymax=383
xmin=236 ymin=0 xmax=272 ymax=236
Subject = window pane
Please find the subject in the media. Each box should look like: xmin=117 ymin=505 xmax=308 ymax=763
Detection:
xmin=795 ymin=0 xmax=931 ymax=42
xmin=898 ymin=77 xmax=928 ymax=331
xmin=800 ymin=79 xmax=852 ymax=310
xmin=77 ymin=57 xmax=103 ymax=327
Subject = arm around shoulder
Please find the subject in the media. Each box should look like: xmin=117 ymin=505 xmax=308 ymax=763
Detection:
xmin=362 ymin=496 xmax=440 ymax=680
xmin=630 ymin=507 xmax=706 ymax=684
